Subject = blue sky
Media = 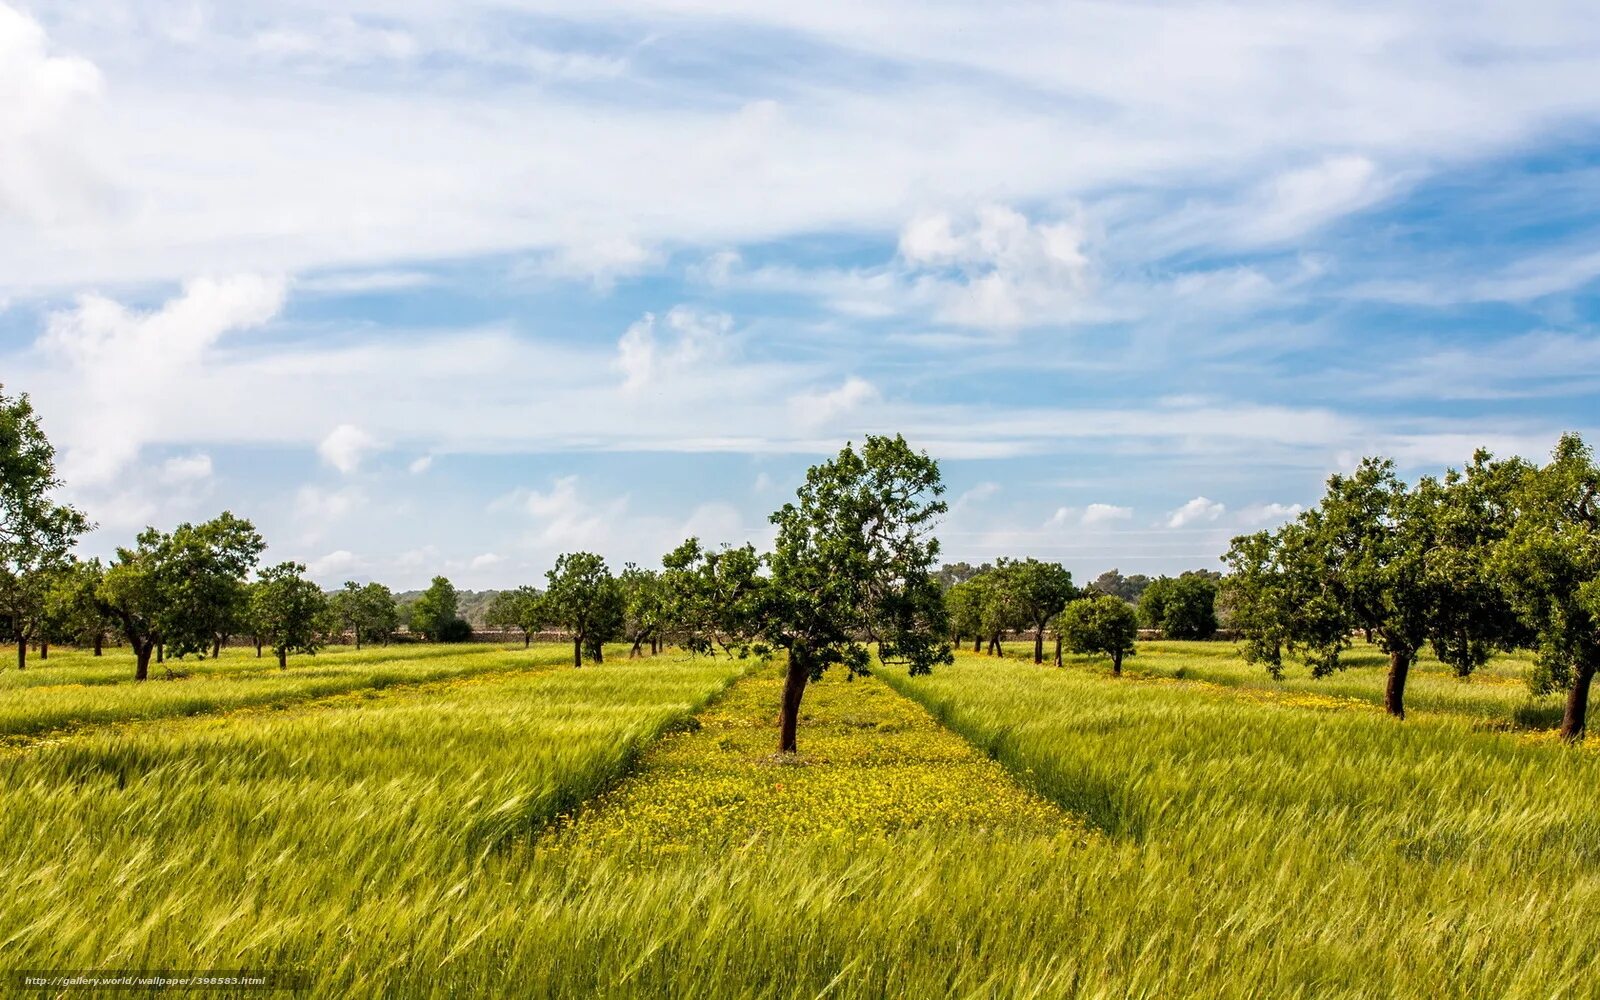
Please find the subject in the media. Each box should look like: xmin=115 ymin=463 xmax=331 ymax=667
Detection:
xmin=3 ymin=0 xmax=1599 ymax=588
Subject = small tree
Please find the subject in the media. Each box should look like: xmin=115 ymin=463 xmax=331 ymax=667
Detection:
xmin=944 ymin=579 xmax=986 ymax=651
xmin=1140 ymin=572 xmax=1219 ymax=640
xmin=486 ymin=586 xmax=543 ymax=648
xmin=154 ymin=513 xmax=265 ymax=664
xmin=46 ymin=558 xmax=115 ymax=655
xmin=1087 ymin=569 xmax=1152 ymax=604
xmin=0 ymin=387 xmax=90 ymax=670
xmin=618 ymin=564 xmax=664 ymax=657
xmin=410 ymin=576 xmax=467 ymax=642
xmin=1058 ymin=594 xmax=1138 ymax=675
xmin=978 ymin=567 xmax=1024 ymax=656
xmin=544 ymin=552 xmax=623 ymax=667
xmin=762 ymin=435 xmax=951 ymax=753
xmin=250 ymin=562 xmax=327 ymax=668
xmin=998 ymin=558 xmax=1077 ymax=663
xmin=660 ymin=539 xmax=765 ymax=658
xmin=1493 ymin=434 xmax=1600 ymax=741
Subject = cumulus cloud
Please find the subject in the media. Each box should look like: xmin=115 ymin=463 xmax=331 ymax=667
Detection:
xmin=899 ymin=205 xmax=1091 ymax=330
xmin=159 ymin=453 xmax=214 ymax=486
xmin=1166 ymin=496 xmax=1227 ymax=528
xmin=318 ymin=423 xmax=379 ymax=474
xmin=616 ymin=306 xmax=733 ymax=392
xmin=38 ymin=274 xmax=286 ymax=485
xmin=1047 ymin=503 xmax=1133 ymax=528
xmin=1236 ymin=502 xmax=1304 ymax=526
xmin=469 ymin=552 xmax=504 ymax=569
xmin=307 ymin=549 xmax=359 ymax=577
xmin=788 ymin=376 xmax=878 ymax=429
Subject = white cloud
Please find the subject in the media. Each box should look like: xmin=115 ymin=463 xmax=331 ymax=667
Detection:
xmin=38 ymin=273 xmax=286 ymax=485
xmin=294 ymin=485 xmax=364 ymax=542
xmin=788 ymin=376 xmax=879 ymax=429
xmin=1236 ymin=502 xmax=1305 ymax=526
xmin=1166 ymin=496 xmax=1227 ymax=528
xmin=307 ymin=549 xmax=359 ymax=577
xmin=408 ymin=455 xmax=434 ymax=475
xmin=318 ymin=423 xmax=379 ymax=474
xmin=159 ymin=453 xmax=213 ymax=486
xmin=616 ymin=306 xmax=733 ymax=392
xmin=469 ymin=551 xmax=504 ymax=570
xmin=1081 ymin=503 xmax=1134 ymax=526
xmin=1239 ymin=155 xmax=1392 ymax=244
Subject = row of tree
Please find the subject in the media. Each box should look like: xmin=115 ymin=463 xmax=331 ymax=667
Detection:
xmin=1222 ymin=436 xmax=1600 ymax=740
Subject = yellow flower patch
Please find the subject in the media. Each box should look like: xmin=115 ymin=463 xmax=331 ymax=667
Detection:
xmin=543 ymin=666 xmax=1083 ymax=858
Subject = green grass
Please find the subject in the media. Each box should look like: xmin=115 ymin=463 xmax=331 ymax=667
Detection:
xmin=4 ymin=643 xmax=1598 ymax=997
xmin=0 ymin=643 xmax=573 ymax=743
xmin=995 ymin=638 xmax=1563 ymax=727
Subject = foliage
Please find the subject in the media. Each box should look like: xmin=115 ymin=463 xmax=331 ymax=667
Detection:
xmin=544 ymin=552 xmax=623 ymax=665
xmin=1056 ymin=593 xmax=1138 ymax=674
xmin=329 ymin=581 xmax=401 ymax=649
xmin=152 ymin=512 xmax=266 ymax=660
xmin=1085 ymin=568 xmax=1153 ymax=604
xmin=660 ymin=538 xmax=765 ymax=657
xmin=1139 ymin=572 xmax=1218 ymax=640
xmin=485 ymin=586 xmax=543 ymax=646
xmin=410 ymin=576 xmax=469 ymax=642
xmin=250 ymin=562 xmax=327 ymax=667
xmin=934 ymin=561 xmax=994 ymax=590
xmin=993 ymin=557 xmax=1078 ymax=662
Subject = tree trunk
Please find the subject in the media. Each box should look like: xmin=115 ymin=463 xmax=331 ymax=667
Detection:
xmin=15 ymin=640 xmax=24 ymax=671
xmin=1033 ymin=626 xmax=1045 ymax=664
xmin=277 ymin=648 xmax=288 ymax=670
xmin=1112 ymin=650 xmax=1123 ymax=676
xmin=1054 ymin=633 xmax=1063 ymax=667
xmin=593 ymin=643 xmax=604 ymax=664
xmin=779 ymin=648 xmax=810 ymax=754
xmin=630 ymin=638 xmax=643 ymax=659
xmin=988 ymin=632 xmax=1002 ymax=656
xmin=523 ymin=632 xmax=530 ymax=649
xmin=1560 ymin=662 xmax=1596 ymax=742
xmin=1385 ymin=649 xmax=1412 ymax=719
xmin=212 ymin=637 xmax=222 ymax=659
xmin=39 ymin=641 xmax=48 ymax=661
xmin=156 ymin=643 xmax=164 ymax=664
xmin=972 ymin=635 xmax=982 ymax=654
xmin=135 ymin=642 xmax=151 ymax=681
xmin=93 ymin=634 xmax=103 ymax=657
xmin=572 ymin=637 xmax=583 ymax=668
xmin=255 ymin=639 xmax=263 ymax=658
xmin=355 ymin=632 xmax=362 ymax=651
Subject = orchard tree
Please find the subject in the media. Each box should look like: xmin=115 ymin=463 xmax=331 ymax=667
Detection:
xmin=1493 ymin=434 xmax=1600 ymax=741
xmin=485 ymin=586 xmax=543 ymax=648
xmin=156 ymin=513 xmax=265 ymax=663
xmin=251 ymin=562 xmax=327 ymax=668
xmin=410 ymin=576 xmax=469 ymax=641
xmin=944 ymin=578 xmax=986 ymax=651
xmin=979 ymin=567 xmax=1024 ymax=655
xmin=935 ymin=561 xmax=993 ymax=590
xmin=618 ymin=564 xmax=665 ymax=657
xmin=0 ymin=387 xmax=90 ymax=670
xmin=998 ymin=558 xmax=1077 ymax=663
xmin=1221 ymin=521 xmax=1349 ymax=680
xmin=660 ymin=539 xmax=766 ymax=657
xmin=1058 ymin=593 xmax=1139 ymax=675
xmin=1087 ymin=569 xmax=1152 ymax=604
xmin=1140 ymin=572 xmax=1219 ymax=640
xmin=762 ymin=435 xmax=951 ymax=754
xmin=46 ymin=558 xmax=115 ymax=655
xmin=544 ymin=552 xmax=623 ymax=666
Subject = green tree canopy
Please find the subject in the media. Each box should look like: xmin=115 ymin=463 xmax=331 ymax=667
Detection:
xmin=485 ymin=585 xmax=543 ymax=648
xmin=1139 ymin=572 xmax=1219 ymax=640
xmin=762 ymin=435 xmax=951 ymax=753
xmin=544 ymin=552 xmax=623 ymax=667
xmin=995 ymin=557 xmax=1077 ymax=663
xmin=660 ymin=538 xmax=766 ymax=658
xmin=409 ymin=576 xmax=466 ymax=642
xmin=250 ymin=562 xmax=327 ymax=668
xmin=1057 ymin=593 xmax=1139 ymax=676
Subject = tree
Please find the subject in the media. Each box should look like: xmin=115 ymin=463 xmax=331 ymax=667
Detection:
xmin=0 ymin=387 xmax=91 ymax=670
xmin=1139 ymin=572 xmax=1219 ymax=640
xmin=660 ymin=539 xmax=765 ymax=658
xmin=486 ymin=586 xmax=543 ymax=648
xmin=410 ymin=576 xmax=467 ymax=642
xmin=1086 ymin=569 xmax=1153 ymax=604
xmin=1493 ymin=434 xmax=1600 ymax=741
xmin=762 ymin=435 xmax=951 ymax=753
xmin=618 ymin=565 xmax=664 ymax=657
xmin=935 ymin=561 xmax=993 ymax=590
xmin=250 ymin=562 xmax=327 ymax=668
xmin=997 ymin=558 xmax=1077 ymax=663
xmin=154 ymin=512 xmax=265 ymax=663
xmin=978 ymin=567 xmax=1024 ymax=656
xmin=944 ymin=578 xmax=987 ymax=651
xmin=46 ymin=558 xmax=115 ymax=655
xmin=1058 ymin=594 xmax=1138 ymax=675
xmin=544 ymin=552 xmax=623 ymax=667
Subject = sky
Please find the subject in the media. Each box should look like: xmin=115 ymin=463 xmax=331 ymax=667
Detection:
xmin=3 ymin=0 xmax=1600 ymax=589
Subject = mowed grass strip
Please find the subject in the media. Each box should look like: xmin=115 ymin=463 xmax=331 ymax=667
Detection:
xmin=0 ymin=653 xmax=746 ymax=989
xmin=0 ymin=643 xmax=567 ymax=741
xmin=543 ymin=665 xmax=1081 ymax=858
xmin=997 ymin=639 xmax=1564 ymax=727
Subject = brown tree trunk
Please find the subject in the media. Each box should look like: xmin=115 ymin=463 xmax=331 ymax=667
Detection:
xmin=1560 ymin=662 xmax=1596 ymax=742
xmin=135 ymin=642 xmax=152 ymax=681
xmin=572 ymin=637 xmax=583 ymax=668
xmin=156 ymin=643 xmax=164 ymax=664
xmin=1385 ymin=649 xmax=1412 ymax=719
xmin=355 ymin=632 xmax=362 ymax=651
xmin=1054 ymin=633 xmax=1063 ymax=667
xmin=988 ymin=632 xmax=1002 ymax=656
xmin=212 ymin=637 xmax=222 ymax=659
xmin=1034 ymin=627 xmax=1045 ymax=664
xmin=15 ymin=640 xmax=24 ymax=671
xmin=779 ymin=648 xmax=810 ymax=754
xmin=277 ymin=648 xmax=287 ymax=670
xmin=93 ymin=634 xmax=103 ymax=656
xmin=630 ymin=638 xmax=643 ymax=659
xmin=1112 ymin=650 xmax=1123 ymax=676
xmin=523 ymin=632 xmax=530 ymax=649
xmin=972 ymin=635 xmax=982 ymax=653
xmin=39 ymin=641 xmax=48 ymax=661
xmin=593 ymin=643 xmax=604 ymax=664
xmin=255 ymin=639 xmax=263 ymax=658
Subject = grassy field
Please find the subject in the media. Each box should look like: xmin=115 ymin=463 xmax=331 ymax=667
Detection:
xmin=3 ymin=641 xmax=1597 ymax=997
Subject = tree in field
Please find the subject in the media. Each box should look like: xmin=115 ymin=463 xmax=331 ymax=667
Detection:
xmin=485 ymin=586 xmax=543 ymax=648
xmin=329 ymin=581 xmax=401 ymax=649
xmin=944 ymin=578 xmax=987 ymax=651
xmin=155 ymin=512 xmax=265 ymax=663
xmin=1087 ymin=569 xmax=1152 ymax=604
xmin=660 ymin=539 xmax=765 ymax=658
xmin=1221 ymin=521 xmax=1351 ymax=680
xmin=0 ymin=387 xmax=91 ymax=670
xmin=997 ymin=558 xmax=1077 ymax=663
xmin=1492 ymin=434 xmax=1600 ymax=741
xmin=935 ymin=561 xmax=993 ymax=590
xmin=250 ymin=562 xmax=327 ymax=668
xmin=46 ymin=558 xmax=116 ymax=655
xmin=544 ymin=552 xmax=623 ymax=666
xmin=978 ymin=567 xmax=1024 ymax=655
xmin=99 ymin=529 xmax=167 ymax=679
xmin=1057 ymin=593 xmax=1138 ymax=675
xmin=410 ymin=576 xmax=470 ymax=642
xmin=618 ymin=564 xmax=665 ymax=657
xmin=1139 ymin=572 xmax=1219 ymax=640
xmin=762 ymin=435 xmax=951 ymax=754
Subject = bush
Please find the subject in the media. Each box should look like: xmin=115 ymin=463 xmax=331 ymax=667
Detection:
xmin=437 ymin=618 xmax=473 ymax=643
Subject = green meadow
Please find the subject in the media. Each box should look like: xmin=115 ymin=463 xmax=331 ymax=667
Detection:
xmin=2 ymin=641 xmax=1596 ymax=997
